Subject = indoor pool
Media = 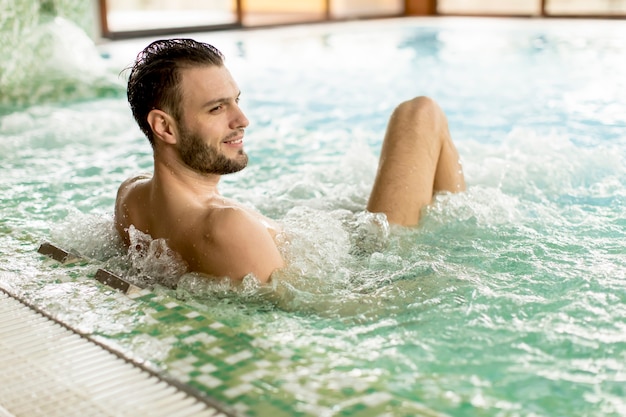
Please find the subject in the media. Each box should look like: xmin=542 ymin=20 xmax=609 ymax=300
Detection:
xmin=1 ymin=16 xmax=626 ymax=417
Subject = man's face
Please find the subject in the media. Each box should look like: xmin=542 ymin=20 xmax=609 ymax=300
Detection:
xmin=175 ymin=65 xmax=249 ymax=175
xmin=177 ymin=119 xmax=248 ymax=175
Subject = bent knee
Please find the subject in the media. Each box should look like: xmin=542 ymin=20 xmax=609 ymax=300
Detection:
xmin=391 ymin=96 xmax=446 ymax=131
xmin=394 ymin=96 xmax=439 ymax=117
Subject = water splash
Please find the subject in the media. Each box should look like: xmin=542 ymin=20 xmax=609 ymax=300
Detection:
xmin=0 ymin=2 xmax=123 ymax=111
xmin=125 ymin=226 xmax=188 ymax=288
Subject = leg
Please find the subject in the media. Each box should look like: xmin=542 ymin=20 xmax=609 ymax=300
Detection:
xmin=367 ymin=96 xmax=465 ymax=226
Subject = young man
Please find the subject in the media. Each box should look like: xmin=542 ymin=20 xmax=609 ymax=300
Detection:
xmin=115 ymin=38 xmax=465 ymax=284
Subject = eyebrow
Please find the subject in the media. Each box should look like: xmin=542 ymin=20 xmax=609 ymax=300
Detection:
xmin=201 ymin=91 xmax=241 ymax=109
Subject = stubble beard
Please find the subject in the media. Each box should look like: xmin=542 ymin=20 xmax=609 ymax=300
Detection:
xmin=178 ymin=125 xmax=248 ymax=175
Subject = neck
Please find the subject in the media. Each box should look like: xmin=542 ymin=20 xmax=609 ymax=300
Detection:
xmin=152 ymin=149 xmax=222 ymax=199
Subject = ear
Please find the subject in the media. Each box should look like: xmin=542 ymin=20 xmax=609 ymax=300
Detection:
xmin=147 ymin=109 xmax=178 ymax=145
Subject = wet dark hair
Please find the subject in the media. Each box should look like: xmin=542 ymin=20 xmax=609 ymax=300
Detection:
xmin=126 ymin=38 xmax=224 ymax=146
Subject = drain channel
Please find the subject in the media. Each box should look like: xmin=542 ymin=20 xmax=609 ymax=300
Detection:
xmin=0 ymin=288 xmax=238 ymax=417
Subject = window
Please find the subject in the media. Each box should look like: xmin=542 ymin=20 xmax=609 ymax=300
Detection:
xmin=332 ymin=0 xmax=403 ymax=18
xmin=242 ymin=0 xmax=327 ymax=26
xmin=99 ymin=0 xmax=626 ymax=39
xmin=546 ymin=0 xmax=626 ymax=15
xmin=101 ymin=0 xmax=405 ymax=38
xmin=437 ymin=0 xmax=626 ymax=15
xmin=438 ymin=0 xmax=541 ymax=15
xmin=104 ymin=0 xmax=238 ymax=36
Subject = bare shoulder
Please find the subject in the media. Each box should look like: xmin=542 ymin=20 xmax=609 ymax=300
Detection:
xmin=114 ymin=174 xmax=151 ymax=243
xmin=192 ymin=206 xmax=284 ymax=283
xmin=207 ymin=205 xmax=264 ymax=234
xmin=116 ymin=174 xmax=151 ymax=199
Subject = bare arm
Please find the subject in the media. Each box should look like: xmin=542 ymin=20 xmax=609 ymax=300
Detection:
xmin=114 ymin=175 xmax=151 ymax=245
xmin=192 ymin=208 xmax=284 ymax=283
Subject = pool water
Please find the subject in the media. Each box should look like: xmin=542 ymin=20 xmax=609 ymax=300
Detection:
xmin=1 ymin=16 xmax=626 ymax=416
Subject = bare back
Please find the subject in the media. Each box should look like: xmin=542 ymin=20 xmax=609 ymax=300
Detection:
xmin=114 ymin=174 xmax=284 ymax=283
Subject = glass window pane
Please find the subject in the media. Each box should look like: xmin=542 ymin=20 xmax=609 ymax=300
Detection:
xmin=105 ymin=0 xmax=237 ymax=33
xmin=332 ymin=0 xmax=403 ymax=19
xmin=546 ymin=0 xmax=626 ymax=15
xmin=438 ymin=0 xmax=541 ymax=15
xmin=242 ymin=0 xmax=326 ymax=26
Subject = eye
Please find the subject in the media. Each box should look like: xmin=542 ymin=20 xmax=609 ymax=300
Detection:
xmin=210 ymin=105 xmax=223 ymax=113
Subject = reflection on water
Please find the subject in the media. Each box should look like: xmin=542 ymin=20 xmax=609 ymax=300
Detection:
xmin=1 ymin=17 xmax=626 ymax=416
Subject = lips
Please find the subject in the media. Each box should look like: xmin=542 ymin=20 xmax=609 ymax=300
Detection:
xmin=222 ymin=130 xmax=244 ymax=145
xmin=224 ymin=137 xmax=242 ymax=144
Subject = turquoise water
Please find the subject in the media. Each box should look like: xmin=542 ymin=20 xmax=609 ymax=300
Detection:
xmin=2 ymin=17 xmax=626 ymax=416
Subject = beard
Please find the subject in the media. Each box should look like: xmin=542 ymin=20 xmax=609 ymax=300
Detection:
xmin=177 ymin=125 xmax=248 ymax=175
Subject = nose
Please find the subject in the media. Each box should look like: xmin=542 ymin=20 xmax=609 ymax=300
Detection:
xmin=230 ymin=104 xmax=249 ymax=129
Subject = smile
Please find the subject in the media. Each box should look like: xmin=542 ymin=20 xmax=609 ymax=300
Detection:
xmin=222 ymin=134 xmax=244 ymax=148
xmin=224 ymin=138 xmax=242 ymax=144
xmin=222 ymin=129 xmax=244 ymax=145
